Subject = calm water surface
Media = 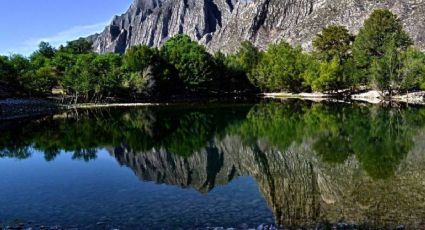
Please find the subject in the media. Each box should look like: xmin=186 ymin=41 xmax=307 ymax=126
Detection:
xmin=1 ymin=100 xmax=425 ymax=229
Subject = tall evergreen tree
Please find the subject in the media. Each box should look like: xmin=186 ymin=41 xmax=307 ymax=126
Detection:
xmin=311 ymin=25 xmax=355 ymax=92
xmin=353 ymin=9 xmax=413 ymax=88
xmin=313 ymin=25 xmax=355 ymax=62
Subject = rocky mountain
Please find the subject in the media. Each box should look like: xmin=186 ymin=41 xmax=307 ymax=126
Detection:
xmin=88 ymin=0 xmax=425 ymax=54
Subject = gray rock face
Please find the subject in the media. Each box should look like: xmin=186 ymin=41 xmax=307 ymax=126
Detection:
xmin=88 ymin=0 xmax=425 ymax=53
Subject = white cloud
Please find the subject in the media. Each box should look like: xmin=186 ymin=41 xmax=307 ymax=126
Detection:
xmin=8 ymin=21 xmax=108 ymax=56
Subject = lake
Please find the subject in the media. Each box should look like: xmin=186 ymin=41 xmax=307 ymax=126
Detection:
xmin=1 ymin=100 xmax=425 ymax=229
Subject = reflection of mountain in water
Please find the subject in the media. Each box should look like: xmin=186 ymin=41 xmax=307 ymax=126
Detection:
xmin=2 ymin=101 xmax=425 ymax=228
xmin=111 ymin=134 xmax=425 ymax=228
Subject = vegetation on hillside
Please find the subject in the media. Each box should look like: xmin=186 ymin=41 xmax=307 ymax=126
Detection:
xmin=1 ymin=9 xmax=425 ymax=102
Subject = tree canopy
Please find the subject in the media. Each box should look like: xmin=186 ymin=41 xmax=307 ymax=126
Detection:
xmin=313 ymin=25 xmax=355 ymax=62
xmin=160 ymin=34 xmax=218 ymax=92
xmin=353 ymin=9 xmax=413 ymax=90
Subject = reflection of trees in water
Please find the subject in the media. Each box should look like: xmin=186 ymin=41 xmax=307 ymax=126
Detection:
xmin=229 ymin=102 xmax=425 ymax=179
xmin=310 ymin=105 xmax=421 ymax=179
xmin=1 ymin=101 xmax=425 ymax=178
xmin=2 ymin=102 xmax=425 ymax=227
xmin=0 ymin=146 xmax=31 ymax=159
xmin=0 ymin=104 xmax=252 ymax=160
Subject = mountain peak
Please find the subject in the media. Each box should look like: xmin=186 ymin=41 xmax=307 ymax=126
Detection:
xmin=89 ymin=0 xmax=425 ymax=54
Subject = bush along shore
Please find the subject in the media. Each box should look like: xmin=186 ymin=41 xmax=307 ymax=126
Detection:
xmin=1 ymin=9 xmax=425 ymax=106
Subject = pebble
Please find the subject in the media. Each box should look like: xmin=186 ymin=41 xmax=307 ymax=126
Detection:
xmin=257 ymin=224 xmax=279 ymax=230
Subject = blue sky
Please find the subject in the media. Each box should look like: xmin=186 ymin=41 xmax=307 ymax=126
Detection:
xmin=0 ymin=0 xmax=132 ymax=56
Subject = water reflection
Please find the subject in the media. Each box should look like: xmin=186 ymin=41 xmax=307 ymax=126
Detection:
xmin=1 ymin=101 xmax=425 ymax=228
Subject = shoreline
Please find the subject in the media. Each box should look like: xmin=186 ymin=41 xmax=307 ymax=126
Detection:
xmin=65 ymin=102 xmax=161 ymax=109
xmin=0 ymin=99 xmax=163 ymax=121
xmin=261 ymin=90 xmax=425 ymax=105
xmin=1 ymin=92 xmax=425 ymax=121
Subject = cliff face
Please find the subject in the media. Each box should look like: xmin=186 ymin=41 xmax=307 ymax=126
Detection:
xmin=88 ymin=0 xmax=425 ymax=53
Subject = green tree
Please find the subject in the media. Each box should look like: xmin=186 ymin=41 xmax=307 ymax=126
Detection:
xmin=310 ymin=57 xmax=342 ymax=92
xmin=63 ymin=54 xmax=95 ymax=103
xmin=251 ymin=41 xmax=307 ymax=92
xmin=62 ymin=53 xmax=124 ymax=102
xmin=51 ymin=51 xmax=78 ymax=75
xmin=89 ymin=53 xmax=123 ymax=101
xmin=29 ymin=65 xmax=57 ymax=95
xmin=313 ymin=25 xmax=355 ymax=62
xmin=370 ymin=37 xmax=402 ymax=94
xmin=160 ymin=34 xmax=217 ymax=92
xmin=225 ymin=41 xmax=262 ymax=92
xmin=309 ymin=25 xmax=355 ymax=93
xmin=212 ymin=51 xmax=257 ymax=93
xmin=23 ymin=42 xmax=61 ymax=95
xmin=8 ymin=55 xmax=31 ymax=77
xmin=353 ymin=9 xmax=413 ymax=88
xmin=123 ymin=45 xmax=157 ymax=72
xmin=122 ymin=45 xmax=181 ymax=98
xmin=35 ymin=42 xmax=56 ymax=59
xmin=61 ymin=38 xmax=93 ymax=54
xmin=399 ymin=48 xmax=425 ymax=91
xmin=236 ymin=41 xmax=261 ymax=73
xmin=0 ymin=56 xmax=17 ymax=84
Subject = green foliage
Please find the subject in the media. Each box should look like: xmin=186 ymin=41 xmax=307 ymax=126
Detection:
xmin=122 ymin=45 xmax=182 ymax=98
xmin=0 ymin=56 xmax=16 ymax=83
xmin=399 ymin=48 xmax=425 ymax=90
xmin=251 ymin=41 xmax=308 ymax=92
xmin=236 ymin=41 xmax=261 ymax=73
xmin=51 ymin=51 xmax=77 ymax=74
xmin=309 ymin=25 xmax=355 ymax=92
xmin=2 ymin=34 xmax=253 ymax=101
xmin=123 ymin=45 xmax=157 ymax=72
xmin=369 ymin=37 xmax=402 ymax=93
xmin=310 ymin=57 xmax=343 ymax=92
xmin=62 ymin=53 xmax=123 ymax=103
xmin=35 ymin=42 xmax=56 ymax=59
xmin=212 ymin=49 xmax=258 ymax=93
xmin=61 ymin=38 xmax=93 ymax=54
xmin=160 ymin=34 xmax=217 ymax=92
xmin=313 ymin=25 xmax=355 ymax=62
xmin=26 ymin=65 xmax=57 ymax=95
xmin=63 ymin=54 xmax=93 ymax=102
xmin=353 ymin=9 xmax=413 ymax=88
xmin=8 ymin=55 xmax=31 ymax=75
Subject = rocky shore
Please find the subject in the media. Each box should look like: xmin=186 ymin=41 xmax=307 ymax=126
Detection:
xmin=1 ymin=222 xmax=386 ymax=230
xmin=0 ymin=99 xmax=160 ymax=120
xmin=262 ymin=90 xmax=425 ymax=105
xmin=0 ymin=98 xmax=62 ymax=120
